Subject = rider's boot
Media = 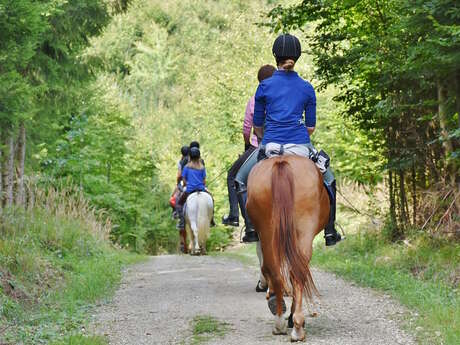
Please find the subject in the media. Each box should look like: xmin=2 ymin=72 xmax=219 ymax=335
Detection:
xmin=236 ymin=182 xmax=259 ymax=243
xmin=324 ymin=180 xmax=341 ymax=246
xmin=222 ymin=214 xmax=239 ymax=226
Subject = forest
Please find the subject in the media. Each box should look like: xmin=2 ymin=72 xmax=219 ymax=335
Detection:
xmin=0 ymin=0 xmax=459 ymax=344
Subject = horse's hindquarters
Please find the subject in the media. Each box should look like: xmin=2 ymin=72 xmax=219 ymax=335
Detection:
xmin=185 ymin=192 xmax=213 ymax=254
xmin=247 ymin=156 xmax=328 ymax=340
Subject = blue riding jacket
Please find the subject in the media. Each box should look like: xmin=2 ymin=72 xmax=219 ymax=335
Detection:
xmin=182 ymin=165 xmax=206 ymax=193
xmin=253 ymin=70 xmax=316 ymax=145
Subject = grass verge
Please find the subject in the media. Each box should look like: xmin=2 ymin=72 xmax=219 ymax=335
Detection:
xmin=217 ymin=231 xmax=459 ymax=345
xmin=311 ymin=232 xmax=459 ymax=345
xmin=0 ymin=207 xmax=145 ymax=344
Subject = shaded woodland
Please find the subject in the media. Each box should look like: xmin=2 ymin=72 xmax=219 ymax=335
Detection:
xmin=1 ymin=0 xmax=459 ymax=249
xmin=267 ymin=0 xmax=459 ymax=237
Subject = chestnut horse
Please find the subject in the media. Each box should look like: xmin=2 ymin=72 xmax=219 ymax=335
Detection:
xmin=246 ymin=155 xmax=330 ymax=341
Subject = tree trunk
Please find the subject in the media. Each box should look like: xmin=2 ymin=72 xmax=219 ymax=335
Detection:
xmin=437 ymin=79 xmax=454 ymax=180
xmin=15 ymin=123 xmax=26 ymax=206
xmin=412 ymin=163 xmax=416 ymax=225
xmin=2 ymin=132 xmax=15 ymax=207
xmin=0 ymin=144 xmax=2 ymax=214
xmin=399 ymin=169 xmax=407 ymax=227
xmin=455 ymin=70 xmax=460 ymax=131
xmin=389 ymin=169 xmax=396 ymax=225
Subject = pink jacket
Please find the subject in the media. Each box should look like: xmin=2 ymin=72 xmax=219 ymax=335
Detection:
xmin=243 ymin=96 xmax=258 ymax=147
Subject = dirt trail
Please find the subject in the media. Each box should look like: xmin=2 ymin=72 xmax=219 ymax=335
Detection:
xmin=93 ymin=254 xmax=416 ymax=345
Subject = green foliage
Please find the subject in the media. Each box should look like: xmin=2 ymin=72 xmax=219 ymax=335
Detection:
xmin=0 ymin=207 xmax=143 ymax=344
xmin=0 ymin=0 xmax=112 ymax=143
xmin=3 ymin=0 xmax=388 ymax=254
xmin=311 ymin=232 xmax=460 ymax=345
xmin=81 ymin=0 xmax=381 ymax=251
xmin=206 ymin=226 xmax=233 ymax=253
xmin=80 ymin=0 xmax=281 ymax=250
xmin=266 ymin=0 xmax=460 ymax=236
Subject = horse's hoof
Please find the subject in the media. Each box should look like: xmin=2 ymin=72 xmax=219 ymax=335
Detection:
xmin=268 ymin=295 xmax=286 ymax=315
xmin=272 ymin=315 xmax=287 ymax=335
xmin=290 ymin=326 xmax=305 ymax=342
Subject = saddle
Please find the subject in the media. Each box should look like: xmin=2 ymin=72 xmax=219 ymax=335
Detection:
xmin=258 ymin=143 xmax=330 ymax=173
xmin=183 ymin=190 xmax=212 ymax=215
xmin=257 ymin=144 xmax=334 ymax=202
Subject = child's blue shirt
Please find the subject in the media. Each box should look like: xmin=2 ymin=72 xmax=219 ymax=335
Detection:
xmin=253 ymin=70 xmax=316 ymax=145
xmin=182 ymin=165 xmax=206 ymax=193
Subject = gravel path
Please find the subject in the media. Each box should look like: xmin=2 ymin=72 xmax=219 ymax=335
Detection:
xmin=92 ymin=254 xmax=416 ymax=345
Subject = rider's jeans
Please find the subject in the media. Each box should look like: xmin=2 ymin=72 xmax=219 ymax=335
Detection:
xmin=235 ymin=142 xmax=335 ymax=187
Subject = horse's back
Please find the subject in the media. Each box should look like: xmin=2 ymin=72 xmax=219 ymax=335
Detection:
xmin=247 ymin=155 xmax=329 ymax=235
xmin=186 ymin=192 xmax=213 ymax=218
xmin=248 ymin=155 xmax=324 ymax=202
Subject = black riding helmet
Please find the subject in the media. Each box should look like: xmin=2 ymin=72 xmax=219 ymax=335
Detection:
xmin=189 ymin=141 xmax=200 ymax=149
xmin=181 ymin=145 xmax=189 ymax=156
xmin=272 ymin=33 xmax=301 ymax=63
xmin=189 ymin=147 xmax=200 ymax=160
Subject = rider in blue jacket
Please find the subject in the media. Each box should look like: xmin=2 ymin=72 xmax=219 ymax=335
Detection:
xmin=235 ymin=34 xmax=341 ymax=246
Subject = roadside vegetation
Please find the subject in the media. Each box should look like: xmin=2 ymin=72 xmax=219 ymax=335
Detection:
xmin=0 ymin=187 xmax=143 ymax=344
xmin=312 ymin=232 xmax=459 ymax=345
xmin=311 ymin=184 xmax=459 ymax=345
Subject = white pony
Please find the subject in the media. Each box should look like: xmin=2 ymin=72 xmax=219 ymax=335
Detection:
xmin=184 ymin=191 xmax=214 ymax=255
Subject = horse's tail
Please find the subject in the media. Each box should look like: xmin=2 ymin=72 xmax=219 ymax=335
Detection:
xmin=196 ymin=192 xmax=213 ymax=248
xmin=271 ymin=159 xmax=318 ymax=300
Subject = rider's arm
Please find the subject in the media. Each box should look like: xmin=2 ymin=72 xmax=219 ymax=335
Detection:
xmin=243 ymin=97 xmax=254 ymax=145
xmin=253 ymin=83 xmax=266 ymax=136
xmin=176 ymin=161 xmax=182 ymax=184
xmin=305 ymin=84 xmax=317 ymax=136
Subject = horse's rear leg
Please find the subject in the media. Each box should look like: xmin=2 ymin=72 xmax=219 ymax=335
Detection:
xmin=190 ymin=222 xmax=200 ymax=255
xmin=270 ymin=277 xmax=287 ymax=335
xmin=256 ymin=242 xmax=268 ymax=291
xmin=290 ymin=282 xmax=305 ymax=342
